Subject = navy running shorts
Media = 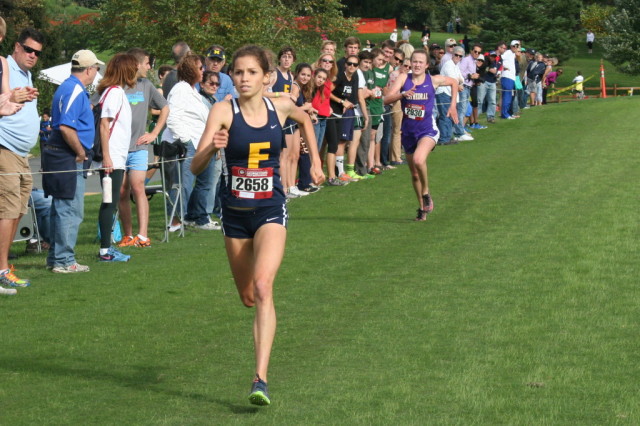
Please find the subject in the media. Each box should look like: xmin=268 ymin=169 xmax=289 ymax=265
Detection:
xmin=221 ymin=203 xmax=288 ymax=239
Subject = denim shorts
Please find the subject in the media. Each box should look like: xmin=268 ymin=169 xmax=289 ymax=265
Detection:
xmin=221 ymin=203 xmax=288 ymax=239
xmin=126 ymin=149 xmax=149 ymax=172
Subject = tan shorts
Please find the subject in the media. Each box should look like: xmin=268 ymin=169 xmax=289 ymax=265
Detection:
xmin=0 ymin=147 xmax=32 ymax=219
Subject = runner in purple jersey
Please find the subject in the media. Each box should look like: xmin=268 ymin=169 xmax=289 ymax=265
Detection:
xmin=385 ymin=49 xmax=459 ymax=221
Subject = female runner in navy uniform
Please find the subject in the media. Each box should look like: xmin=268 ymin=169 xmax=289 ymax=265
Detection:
xmin=191 ymin=45 xmax=325 ymax=406
xmin=385 ymin=49 xmax=459 ymax=221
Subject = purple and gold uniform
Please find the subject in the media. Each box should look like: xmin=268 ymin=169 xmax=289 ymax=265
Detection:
xmin=400 ymin=73 xmax=439 ymax=153
xmin=221 ymin=98 xmax=288 ymax=238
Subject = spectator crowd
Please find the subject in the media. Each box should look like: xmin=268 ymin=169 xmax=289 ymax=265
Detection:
xmin=0 ymin=19 xmax=582 ymax=294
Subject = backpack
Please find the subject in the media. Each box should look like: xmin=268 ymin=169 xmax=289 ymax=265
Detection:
xmin=92 ymin=86 xmax=122 ymax=162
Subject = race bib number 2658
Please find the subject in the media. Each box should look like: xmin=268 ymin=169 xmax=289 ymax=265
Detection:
xmin=231 ymin=167 xmax=274 ymax=199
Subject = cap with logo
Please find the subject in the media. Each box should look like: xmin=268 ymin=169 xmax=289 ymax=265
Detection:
xmin=206 ymin=47 xmax=225 ymax=60
xmin=72 ymin=50 xmax=104 ymax=67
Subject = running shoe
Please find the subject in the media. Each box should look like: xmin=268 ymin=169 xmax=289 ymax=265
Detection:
xmin=327 ymin=177 xmax=348 ymax=186
xmin=98 ymin=247 xmax=131 ymax=262
xmin=358 ymin=173 xmax=375 ymax=179
xmin=415 ymin=208 xmax=427 ymax=221
xmin=0 ymin=269 xmax=30 ymax=287
xmin=299 ymin=186 xmax=320 ymax=193
xmin=0 ymin=286 xmax=17 ymax=295
xmin=52 ymin=263 xmax=91 ymax=273
xmin=422 ymin=193 xmax=434 ymax=214
xmin=289 ymin=186 xmax=309 ymax=197
xmin=456 ymin=134 xmax=474 ymax=142
xmin=338 ymin=172 xmax=355 ymax=182
xmin=475 ymin=124 xmax=488 ymax=129
xmin=117 ymin=235 xmax=135 ymax=247
xmin=248 ymin=375 xmax=271 ymax=406
xmin=195 ymin=220 xmax=221 ymax=230
xmin=465 ymin=125 xmax=474 ymax=133
xmin=346 ymin=170 xmax=362 ymax=180
xmin=132 ymin=236 xmax=151 ymax=247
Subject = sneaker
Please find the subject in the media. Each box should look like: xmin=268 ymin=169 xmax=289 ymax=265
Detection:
xmin=98 ymin=247 xmax=131 ymax=262
xmin=358 ymin=173 xmax=375 ymax=179
xmin=168 ymin=223 xmax=182 ymax=233
xmin=286 ymin=190 xmax=300 ymax=199
xmin=299 ymin=186 xmax=320 ymax=193
xmin=195 ymin=220 xmax=221 ymax=230
xmin=289 ymin=186 xmax=309 ymax=197
xmin=339 ymin=172 xmax=355 ymax=182
xmin=465 ymin=125 xmax=474 ymax=132
xmin=183 ymin=220 xmax=196 ymax=227
xmin=475 ymin=124 xmax=488 ymax=129
xmin=117 ymin=236 xmax=136 ymax=247
xmin=0 ymin=269 xmax=30 ymax=287
xmin=422 ymin=193 xmax=434 ymax=214
xmin=456 ymin=133 xmax=474 ymax=142
xmin=52 ymin=263 xmax=90 ymax=273
xmin=346 ymin=170 xmax=362 ymax=180
xmin=132 ymin=236 xmax=151 ymax=248
xmin=327 ymin=177 xmax=347 ymax=186
xmin=487 ymin=117 xmax=496 ymax=123
xmin=0 ymin=286 xmax=17 ymax=295
xmin=415 ymin=208 xmax=427 ymax=221
xmin=248 ymin=375 xmax=271 ymax=406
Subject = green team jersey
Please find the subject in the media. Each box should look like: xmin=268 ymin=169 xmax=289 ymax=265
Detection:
xmin=368 ymin=63 xmax=391 ymax=126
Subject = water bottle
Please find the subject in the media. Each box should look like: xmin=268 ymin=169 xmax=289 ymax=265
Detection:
xmin=102 ymin=173 xmax=112 ymax=203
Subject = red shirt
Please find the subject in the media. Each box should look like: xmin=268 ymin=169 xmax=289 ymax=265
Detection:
xmin=312 ymin=81 xmax=332 ymax=117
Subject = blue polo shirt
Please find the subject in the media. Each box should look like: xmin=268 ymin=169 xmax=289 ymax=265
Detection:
xmin=51 ymin=74 xmax=94 ymax=149
xmin=215 ymin=72 xmax=236 ymax=102
xmin=0 ymin=56 xmax=39 ymax=156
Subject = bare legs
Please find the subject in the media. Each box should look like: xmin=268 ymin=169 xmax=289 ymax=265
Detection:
xmin=224 ymin=223 xmax=286 ymax=381
xmin=406 ymin=136 xmax=436 ymax=210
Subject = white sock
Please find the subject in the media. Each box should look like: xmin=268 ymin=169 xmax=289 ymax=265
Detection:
xmin=336 ymin=156 xmax=344 ymax=175
xmin=0 ymin=268 xmax=8 ymax=275
xmin=100 ymin=248 xmax=109 ymax=255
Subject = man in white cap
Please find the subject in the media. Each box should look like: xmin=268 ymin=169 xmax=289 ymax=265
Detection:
xmin=390 ymin=28 xmax=398 ymax=43
xmin=42 ymin=49 xmax=104 ymax=273
xmin=439 ymin=38 xmax=458 ymax=70
xmin=500 ymin=40 xmax=519 ymax=119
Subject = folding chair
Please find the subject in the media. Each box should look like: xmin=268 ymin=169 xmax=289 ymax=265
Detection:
xmin=13 ymin=195 xmax=41 ymax=251
xmin=155 ymin=140 xmax=186 ymax=242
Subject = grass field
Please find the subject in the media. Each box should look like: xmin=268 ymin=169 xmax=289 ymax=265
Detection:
xmin=2 ymin=95 xmax=639 ymax=423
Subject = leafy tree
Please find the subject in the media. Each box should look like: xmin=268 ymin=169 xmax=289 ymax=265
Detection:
xmin=95 ymin=0 xmax=354 ymax=63
xmin=601 ymin=0 xmax=640 ymax=74
xmin=581 ymin=3 xmax=615 ymax=34
xmin=478 ymin=0 xmax=581 ymax=62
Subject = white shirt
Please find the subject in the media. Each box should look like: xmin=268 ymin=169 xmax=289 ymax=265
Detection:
xmin=586 ymin=32 xmax=595 ymax=42
xmin=100 ymin=86 xmax=131 ymax=170
xmin=501 ymin=49 xmax=516 ymax=81
xmin=436 ymin=60 xmax=463 ymax=100
xmin=163 ymin=81 xmax=210 ymax=148
xmin=390 ymin=31 xmax=398 ymax=42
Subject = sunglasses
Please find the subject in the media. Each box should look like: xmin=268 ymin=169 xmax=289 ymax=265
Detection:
xmin=454 ymin=54 xmax=463 ymax=58
xmin=394 ymin=56 xmax=403 ymax=62
xmin=346 ymin=62 xmax=358 ymax=67
xmin=403 ymin=64 xmax=411 ymax=68
xmin=205 ymin=81 xmax=220 ymax=86
xmin=321 ymin=58 xmax=334 ymax=64
xmin=21 ymin=44 xmax=42 ymax=57
xmin=473 ymin=50 xmax=482 ymax=54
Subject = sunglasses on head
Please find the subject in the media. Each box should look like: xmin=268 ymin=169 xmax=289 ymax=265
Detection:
xmin=21 ymin=44 xmax=41 ymax=57
xmin=346 ymin=62 xmax=358 ymax=67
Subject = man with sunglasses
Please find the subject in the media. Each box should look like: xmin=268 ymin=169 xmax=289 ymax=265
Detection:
xmin=439 ymin=38 xmax=458 ymax=71
xmin=0 ymin=28 xmax=43 ymax=292
xmin=457 ymin=44 xmax=482 ymax=135
xmin=112 ymin=48 xmax=169 ymax=249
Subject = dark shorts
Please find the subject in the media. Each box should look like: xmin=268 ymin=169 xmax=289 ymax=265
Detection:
xmin=221 ymin=203 xmax=288 ymax=239
xmin=339 ymin=109 xmax=355 ymax=141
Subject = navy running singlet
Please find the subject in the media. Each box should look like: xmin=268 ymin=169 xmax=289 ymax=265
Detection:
xmin=272 ymin=69 xmax=293 ymax=94
xmin=221 ymin=98 xmax=286 ymax=208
